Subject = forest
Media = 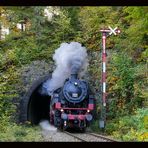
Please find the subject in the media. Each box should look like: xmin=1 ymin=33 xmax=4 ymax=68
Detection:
xmin=0 ymin=6 xmax=147 ymax=141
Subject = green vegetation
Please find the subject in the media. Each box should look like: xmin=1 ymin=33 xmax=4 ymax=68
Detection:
xmin=0 ymin=6 xmax=147 ymax=141
xmin=107 ymin=53 xmax=143 ymax=118
xmin=106 ymin=108 xmax=148 ymax=141
xmin=0 ymin=117 xmax=43 ymax=142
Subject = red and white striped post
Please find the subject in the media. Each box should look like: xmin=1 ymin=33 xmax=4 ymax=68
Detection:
xmin=102 ymin=32 xmax=107 ymax=107
xmin=99 ymin=26 xmax=121 ymax=128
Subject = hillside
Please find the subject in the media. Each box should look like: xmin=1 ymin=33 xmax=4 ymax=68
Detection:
xmin=0 ymin=6 xmax=147 ymax=141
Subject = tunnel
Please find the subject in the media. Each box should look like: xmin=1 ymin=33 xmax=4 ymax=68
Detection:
xmin=20 ymin=75 xmax=51 ymax=125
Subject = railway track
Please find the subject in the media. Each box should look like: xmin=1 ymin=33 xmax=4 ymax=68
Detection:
xmin=63 ymin=131 xmax=87 ymax=142
xmin=88 ymin=133 xmax=119 ymax=142
xmin=63 ymin=131 xmax=119 ymax=142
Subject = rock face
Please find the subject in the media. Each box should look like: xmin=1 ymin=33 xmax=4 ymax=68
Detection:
xmin=20 ymin=60 xmax=53 ymax=91
xmin=15 ymin=60 xmax=54 ymax=124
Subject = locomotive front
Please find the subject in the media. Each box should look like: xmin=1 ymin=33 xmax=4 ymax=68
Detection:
xmin=49 ymin=72 xmax=95 ymax=131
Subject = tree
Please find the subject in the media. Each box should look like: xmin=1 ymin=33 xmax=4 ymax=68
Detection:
xmin=118 ymin=7 xmax=148 ymax=62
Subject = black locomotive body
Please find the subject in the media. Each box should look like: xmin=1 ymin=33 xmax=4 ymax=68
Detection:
xmin=49 ymin=73 xmax=96 ymax=131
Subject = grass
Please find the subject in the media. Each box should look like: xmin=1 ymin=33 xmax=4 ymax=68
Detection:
xmin=0 ymin=122 xmax=44 ymax=142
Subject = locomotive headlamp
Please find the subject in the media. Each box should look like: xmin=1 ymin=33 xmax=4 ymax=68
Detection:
xmin=60 ymin=109 xmax=64 ymax=112
xmin=87 ymin=109 xmax=90 ymax=113
xmin=64 ymin=121 xmax=67 ymax=126
xmin=74 ymin=82 xmax=78 ymax=85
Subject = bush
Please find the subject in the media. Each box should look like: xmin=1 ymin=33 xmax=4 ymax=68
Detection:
xmin=105 ymin=108 xmax=148 ymax=141
xmin=0 ymin=119 xmax=43 ymax=142
xmin=107 ymin=52 xmax=143 ymax=118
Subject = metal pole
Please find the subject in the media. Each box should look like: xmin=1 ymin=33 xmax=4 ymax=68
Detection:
xmin=99 ymin=27 xmax=121 ymax=129
xmin=99 ymin=31 xmax=107 ymax=129
xmin=102 ymin=32 xmax=107 ymax=107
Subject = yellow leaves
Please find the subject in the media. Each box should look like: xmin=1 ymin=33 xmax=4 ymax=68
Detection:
xmin=97 ymin=106 xmax=101 ymax=113
xmin=133 ymin=83 xmax=138 ymax=90
xmin=130 ymin=127 xmax=138 ymax=135
xmin=140 ymin=91 xmax=148 ymax=99
xmin=116 ymin=99 xmax=125 ymax=109
xmin=88 ymin=43 xmax=95 ymax=49
xmin=108 ymin=76 xmax=119 ymax=93
xmin=25 ymin=21 xmax=32 ymax=30
xmin=108 ymin=87 xmax=113 ymax=92
xmin=6 ymin=49 xmax=15 ymax=62
xmin=112 ymin=67 xmax=117 ymax=71
xmin=144 ymin=116 xmax=148 ymax=129
xmin=112 ymin=77 xmax=118 ymax=81
xmin=138 ymin=132 xmax=148 ymax=141
xmin=107 ymin=108 xmax=148 ymax=141
xmin=112 ymin=131 xmax=120 ymax=138
xmin=108 ymin=76 xmax=119 ymax=84
xmin=13 ymin=27 xmax=20 ymax=33
xmin=2 ymin=74 xmax=9 ymax=79
xmin=0 ymin=7 xmax=10 ymax=28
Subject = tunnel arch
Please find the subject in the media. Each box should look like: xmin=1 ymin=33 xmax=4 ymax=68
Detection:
xmin=20 ymin=74 xmax=51 ymax=125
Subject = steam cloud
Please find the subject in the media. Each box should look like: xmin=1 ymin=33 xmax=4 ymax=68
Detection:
xmin=39 ymin=120 xmax=57 ymax=131
xmin=41 ymin=42 xmax=89 ymax=95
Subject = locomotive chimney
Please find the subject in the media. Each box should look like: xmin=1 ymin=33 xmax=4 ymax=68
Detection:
xmin=71 ymin=60 xmax=81 ymax=79
xmin=71 ymin=66 xmax=78 ymax=79
xmin=70 ymin=58 xmax=82 ymax=78
xmin=71 ymin=73 xmax=78 ymax=79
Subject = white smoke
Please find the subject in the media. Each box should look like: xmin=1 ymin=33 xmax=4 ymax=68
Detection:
xmin=39 ymin=120 xmax=57 ymax=131
xmin=42 ymin=42 xmax=89 ymax=95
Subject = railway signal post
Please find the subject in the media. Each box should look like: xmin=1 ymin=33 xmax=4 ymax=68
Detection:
xmin=99 ymin=26 xmax=121 ymax=129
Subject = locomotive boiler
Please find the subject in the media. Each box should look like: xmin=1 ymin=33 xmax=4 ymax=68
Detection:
xmin=49 ymin=70 xmax=96 ymax=131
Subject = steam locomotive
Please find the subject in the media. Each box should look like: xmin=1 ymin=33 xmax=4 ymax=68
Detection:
xmin=49 ymin=72 xmax=96 ymax=131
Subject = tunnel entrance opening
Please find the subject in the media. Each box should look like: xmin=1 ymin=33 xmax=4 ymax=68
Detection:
xmin=27 ymin=84 xmax=51 ymax=125
xmin=20 ymin=75 xmax=51 ymax=125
